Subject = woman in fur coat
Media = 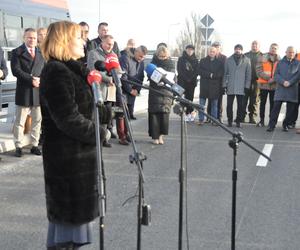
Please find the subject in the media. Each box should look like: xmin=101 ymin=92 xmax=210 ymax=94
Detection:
xmin=40 ymin=21 xmax=107 ymax=250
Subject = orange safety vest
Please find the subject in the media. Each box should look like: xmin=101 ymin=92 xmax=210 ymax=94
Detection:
xmin=257 ymin=55 xmax=278 ymax=84
xmin=296 ymin=53 xmax=300 ymax=61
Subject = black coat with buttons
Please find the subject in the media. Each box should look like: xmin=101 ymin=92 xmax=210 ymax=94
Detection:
xmin=11 ymin=43 xmax=45 ymax=106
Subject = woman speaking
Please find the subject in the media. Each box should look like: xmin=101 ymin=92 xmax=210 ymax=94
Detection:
xmin=40 ymin=21 xmax=107 ymax=250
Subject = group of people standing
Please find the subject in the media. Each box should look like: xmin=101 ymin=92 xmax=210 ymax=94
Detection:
xmin=177 ymin=40 xmax=300 ymax=133
xmin=1 ymin=19 xmax=300 ymax=249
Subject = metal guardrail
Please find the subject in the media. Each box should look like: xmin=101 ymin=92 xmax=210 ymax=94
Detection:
xmin=0 ymin=81 xmax=16 ymax=119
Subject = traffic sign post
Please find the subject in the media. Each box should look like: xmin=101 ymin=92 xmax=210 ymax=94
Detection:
xmin=200 ymin=14 xmax=214 ymax=56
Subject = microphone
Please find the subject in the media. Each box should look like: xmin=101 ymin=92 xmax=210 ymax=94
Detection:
xmin=104 ymin=53 xmax=123 ymax=88
xmin=87 ymin=70 xmax=103 ymax=105
xmin=145 ymin=63 xmax=185 ymax=96
xmin=94 ymin=60 xmax=107 ymax=72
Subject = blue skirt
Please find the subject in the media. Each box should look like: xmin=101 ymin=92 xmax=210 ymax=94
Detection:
xmin=47 ymin=221 xmax=93 ymax=247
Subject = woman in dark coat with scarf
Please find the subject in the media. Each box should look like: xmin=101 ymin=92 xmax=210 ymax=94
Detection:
xmin=148 ymin=45 xmax=174 ymax=144
xmin=40 ymin=21 xmax=107 ymax=250
xmin=177 ymin=44 xmax=198 ymax=120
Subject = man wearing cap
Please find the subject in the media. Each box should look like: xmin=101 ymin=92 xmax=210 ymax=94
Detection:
xmin=242 ymin=40 xmax=263 ymax=124
xmin=223 ymin=44 xmax=251 ymax=127
xmin=177 ymin=44 xmax=198 ymax=122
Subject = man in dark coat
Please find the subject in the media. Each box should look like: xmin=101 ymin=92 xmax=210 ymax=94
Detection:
xmin=177 ymin=44 xmax=198 ymax=122
xmin=207 ymin=41 xmax=227 ymax=122
xmin=267 ymin=46 xmax=299 ymax=132
xmin=11 ymin=28 xmax=45 ymax=157
xmin=90 ymin=22 xmax=120 ymax=57
xmin=120 ymin=45 xmax=147 ymax=119
xmin=198 ymin=46 xmax=224 ymax=124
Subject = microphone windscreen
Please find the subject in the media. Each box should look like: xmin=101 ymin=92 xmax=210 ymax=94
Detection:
xmin=87 ymin=70 xmax=102 ymax=86
xmin=105 ymin=53 xmax=120 ymax=72
xmin=94 ymin=61 xmax=106 ymax=72
xmin=145 ymin=63 xmax=157 ymax=77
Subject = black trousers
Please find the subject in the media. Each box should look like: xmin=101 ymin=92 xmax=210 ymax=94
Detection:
xmin=268 ymin=101 xmax=296 ymax=128
xmin=259 ymin=89 xmax=275 ymax=122
xmin=183 ymin=85 xmax=196 ymax=114
xmin=242 ymin=82 xmax=259 ymax=119
xmin=226 ymin=95 xmax=243 ymax=123
xmin=288 ymin=85 xmax=300 ymax=125
xmin=148 ymin=112 xmax=169 ymax=139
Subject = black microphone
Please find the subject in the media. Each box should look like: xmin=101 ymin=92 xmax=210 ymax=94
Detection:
xmin=145 ymin=63 xmax=185 ymax=96
xmin=94 ymin=60 xmax=107 ymax=72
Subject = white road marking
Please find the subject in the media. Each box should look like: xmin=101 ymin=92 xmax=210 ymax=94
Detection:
xmin=256 ymin=144 xmax=273 ymax=167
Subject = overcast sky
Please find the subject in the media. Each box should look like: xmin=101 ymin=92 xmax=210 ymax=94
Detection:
xmin=68 ymin=0 xmax=300 ymax=56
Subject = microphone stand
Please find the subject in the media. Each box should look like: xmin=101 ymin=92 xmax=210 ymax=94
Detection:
xmin=93 ymin=101 xmax=106 ymax=250
xmin=120 ymin=78 xmax=272 ymax=250
xmin=173 ymin=103 xmax=187 ymax=250
xmin=110 ymin=70 xmax=147 ymax=250
xmin=172 ymin=95 xmax=271 ymax=250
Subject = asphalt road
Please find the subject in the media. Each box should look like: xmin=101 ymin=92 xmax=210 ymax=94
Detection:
xmin=0 ymin=110 xmax=300 ymax=250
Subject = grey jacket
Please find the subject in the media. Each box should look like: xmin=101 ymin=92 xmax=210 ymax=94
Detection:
xmin=223 ymin=54 xmax=251 ymax=95
xmin=87 ymin=47 xmax=115 ymax=102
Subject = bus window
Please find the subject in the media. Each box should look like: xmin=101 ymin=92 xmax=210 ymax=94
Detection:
xmin=5 ymin=14 xmax=21 ymax=28
xmin=22 ymin=16 xmax=37 ymax=29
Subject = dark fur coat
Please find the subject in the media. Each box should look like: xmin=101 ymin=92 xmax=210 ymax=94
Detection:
xmin=40 ymin=59 xmax=107 ymax=224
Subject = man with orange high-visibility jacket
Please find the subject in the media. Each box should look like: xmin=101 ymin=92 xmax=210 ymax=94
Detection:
xmin=256 ymin=43 xmax=280 ymax=127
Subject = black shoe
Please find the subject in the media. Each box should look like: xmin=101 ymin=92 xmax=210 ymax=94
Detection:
xmin=266 ymin=127 xmax=274 ymax=132
xmin=31 ymin=146 xmax=42 ymax=156
xmin=287 ymin=124 xmax=295 ymax=129
xmin=227 ymin=122 xmax=232 ymax=127
xmin=119 ymin=139 xmax=129 ymax=145
xmin=15 ymin=147 xmax=23 ymax=157
xmin=282 ymin=125 xmax=289 ymax=132
xmin=103 ymin=140 xmax=112 ymax=148
xmin=256 ymin=120 xmax=265 ymax=127
xmin=109 ymin=130 xmax=117 ymax=139
xmin=236 ymin=122 xmax=241 ymax=128
xmin=130 ymin=116 xmax=137 ymax=120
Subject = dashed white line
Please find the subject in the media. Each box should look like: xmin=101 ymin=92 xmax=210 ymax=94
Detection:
xmin=256 ymin=144 xmax=273 ymax=167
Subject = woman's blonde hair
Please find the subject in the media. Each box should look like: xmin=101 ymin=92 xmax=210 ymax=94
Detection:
xmin=155 ymin=45 xmax=170 ymax=58
xmin=41 ymin=21 xmax=81 ymax=61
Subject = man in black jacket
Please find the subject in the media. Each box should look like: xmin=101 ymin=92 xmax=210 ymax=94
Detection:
xmin=11 ymin=28 xmax=45 ymax=157
xmin=120 ymin=45 xmax=147 ymax=119
xmin=90 ymin=22 xmax=120 ymax=57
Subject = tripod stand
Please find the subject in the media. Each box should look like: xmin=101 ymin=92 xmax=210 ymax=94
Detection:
xmin=120 ymin=77 xmax=272 ymax=250
xmin=93 ymin=101 xmax=106 ymax=250
xmin=110 ymin=70 xmax=149 ymax=250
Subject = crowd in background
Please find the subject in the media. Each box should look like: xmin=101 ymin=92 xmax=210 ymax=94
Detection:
xmin=0 ymin=19 xmax=299 ymax=249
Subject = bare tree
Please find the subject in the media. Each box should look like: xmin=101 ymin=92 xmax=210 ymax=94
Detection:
xmin=175 ymin=12 xmax=204 ymax=58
